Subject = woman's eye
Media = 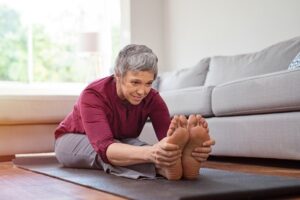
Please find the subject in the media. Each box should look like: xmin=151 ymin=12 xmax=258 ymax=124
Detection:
xmin=131 ymin=81 xmax=139 ymax=85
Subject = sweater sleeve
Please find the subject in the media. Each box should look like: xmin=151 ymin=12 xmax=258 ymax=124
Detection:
xmin=79 ymin=89 xmax=115 ymax=163
xmin=149 ymin=93 xmax=171 ymax=141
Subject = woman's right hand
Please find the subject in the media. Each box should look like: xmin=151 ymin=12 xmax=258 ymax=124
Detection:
xmin=150 ymin=137 xmax=181 ymax=168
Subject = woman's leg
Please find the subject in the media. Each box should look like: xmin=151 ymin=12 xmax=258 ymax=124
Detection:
xmin=55 ymin=133 xmax=103 ymax=169
xmin=55 ymin=133 xmax=157 ymax=179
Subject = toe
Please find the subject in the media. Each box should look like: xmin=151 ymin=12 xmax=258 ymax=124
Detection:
xmin=167 ymin=117 xmax=178 ymax=136
xmin=173 ymin=115 xmax=180 ymax=128
xmin=203 ymin=121 xmax=208 ymax=129
xmin=187 ymin=114 xmax=197 ymax=129
xmin=167 ymin=125 xmax=175 ymax=136
xmin=196 ymin=114 xmax=207 ymax=127
xmin=179 ymin=115 xmax=188 ymax=128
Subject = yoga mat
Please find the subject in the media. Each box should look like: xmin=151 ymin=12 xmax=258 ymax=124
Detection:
xmin=14 ymin=156 xmax=300 ymax=200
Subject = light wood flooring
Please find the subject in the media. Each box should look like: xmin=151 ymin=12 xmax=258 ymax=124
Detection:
xmin=1 ymin=156 xmax=300 ymax=200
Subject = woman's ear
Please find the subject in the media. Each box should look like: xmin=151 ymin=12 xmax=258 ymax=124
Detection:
xmin=114 ymin=73 xmax=122 ymax=83
xmin=115 ymin=73 xmax=120 ymax=80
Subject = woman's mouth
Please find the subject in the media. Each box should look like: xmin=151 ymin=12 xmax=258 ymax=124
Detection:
xmin=132 ymin=95 xmax=143 ymax=102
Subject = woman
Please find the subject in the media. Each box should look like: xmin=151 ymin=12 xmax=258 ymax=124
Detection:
xmin=54 ymin=44 xmax=215 ymax=180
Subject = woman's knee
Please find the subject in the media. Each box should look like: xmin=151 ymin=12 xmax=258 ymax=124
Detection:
xmin=54 ymin=134 xmax=99 ymax=168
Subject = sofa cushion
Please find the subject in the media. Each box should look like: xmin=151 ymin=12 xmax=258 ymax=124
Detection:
xmin=211 ymin=69 xmax=300 ymax=116
xmin=288 ymin=51 xmax=300 ymax=70
xmin=0 ymin=95 xmax=78 ymax=125
xmin=160 ymin=85 xmax=214 ymax=117
xmin=158 ymin=57 xmax=210 ymax=91
xmin=205 ymin=36 xmax=300 ymax=86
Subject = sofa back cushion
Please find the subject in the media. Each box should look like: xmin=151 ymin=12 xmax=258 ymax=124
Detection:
xmin=204 ymin=36 xmax=300 ymax=86
xmin=158 ymin=57 xmax=210 ymax=91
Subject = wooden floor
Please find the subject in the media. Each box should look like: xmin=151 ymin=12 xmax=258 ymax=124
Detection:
xmin=1 ymin=156 xmax=300 ymax=200
xmin=0 ymin=161 xmax=126 ymax=200
xmin=202 ymin=156 xmax=300 ymax=178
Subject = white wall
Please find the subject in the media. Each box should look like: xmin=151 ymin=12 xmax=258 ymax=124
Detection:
xmin=129 ymin=0 xmax=300 ymax=72
xmin=163 ymin=0 xmax=300 ymax=70
xmin=129 ymin=0 xmax=165 ymax=69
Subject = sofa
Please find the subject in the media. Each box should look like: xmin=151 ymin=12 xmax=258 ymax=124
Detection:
xmin=1 ymin=36 xmax=299 ymax=162
xmin=139 ymin=36 xmax=300 ymax=161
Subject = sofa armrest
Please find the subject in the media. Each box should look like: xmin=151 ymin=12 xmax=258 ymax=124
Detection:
xmin=212 ymin=69 xmax=300 ymax=116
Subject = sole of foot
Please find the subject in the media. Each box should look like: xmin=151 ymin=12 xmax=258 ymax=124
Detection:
xmin=182 ymin=115 xmax=210 ymax=180
xmin=162 ymin=115 xmax=189 ymax=180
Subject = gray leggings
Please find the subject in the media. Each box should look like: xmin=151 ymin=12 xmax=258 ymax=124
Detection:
xmin=55 ymin=133 xmax=157 ymax=179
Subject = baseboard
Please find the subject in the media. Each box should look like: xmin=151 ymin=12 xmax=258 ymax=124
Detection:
xmin=0 ymin=155 xmax=15 ymax=162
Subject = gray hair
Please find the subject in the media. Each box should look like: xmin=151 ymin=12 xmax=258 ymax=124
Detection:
xmin=114 ymin=44 xmax=158 ymax=79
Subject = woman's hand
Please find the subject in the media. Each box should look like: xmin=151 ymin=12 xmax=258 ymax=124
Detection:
xmin=191 ymin=139 xmax=215 ymax=162
xmin=150 ymin=137 xmax=181 ymax=168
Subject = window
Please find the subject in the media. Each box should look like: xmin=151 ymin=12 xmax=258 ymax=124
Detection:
xmin=0 ymin=0 xmax=120 ymax=86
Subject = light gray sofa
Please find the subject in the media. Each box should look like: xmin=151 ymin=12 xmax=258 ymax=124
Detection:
xmin=140 ymin=36 xmax=300 ymax=161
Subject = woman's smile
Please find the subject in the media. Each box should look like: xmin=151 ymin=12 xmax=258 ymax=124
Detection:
xmin=131 ymin=94 xmax=144 ymax=102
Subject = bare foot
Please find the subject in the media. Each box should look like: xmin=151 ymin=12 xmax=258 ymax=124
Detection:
xmin=157 ymin=115 xmax=189 ymax=180
xmin=182 ymin=115 xmax=210 ymax=179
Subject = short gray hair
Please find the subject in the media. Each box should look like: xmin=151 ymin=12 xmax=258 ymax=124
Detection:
xmin=114 ymin=44 xmax=158 ymax=79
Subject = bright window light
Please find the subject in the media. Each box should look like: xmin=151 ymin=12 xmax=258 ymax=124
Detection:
xmin=0 ymin=0 xmax=120 ymax=85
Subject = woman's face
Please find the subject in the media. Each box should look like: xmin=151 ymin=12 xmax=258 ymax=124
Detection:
xmin=116 ymin=70 xmax=154 ymax=105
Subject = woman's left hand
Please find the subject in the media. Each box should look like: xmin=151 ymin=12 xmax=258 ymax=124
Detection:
xmin=191 ymin=139 xmax=215 ymax=162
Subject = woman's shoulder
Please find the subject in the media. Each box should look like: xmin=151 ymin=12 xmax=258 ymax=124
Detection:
xmin=86 ymin=75 xmax=114 ymax=90
xmin=79 ymin=75 xmax=115 ymax=100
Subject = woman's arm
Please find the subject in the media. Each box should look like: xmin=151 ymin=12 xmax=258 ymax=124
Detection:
xmin=149 ymin=92 xmax=171 ymax=141
xmin=106 ymin=137 xmax=181 ymax=167
xmin=80 ymin=90 xmax=115 ymax=163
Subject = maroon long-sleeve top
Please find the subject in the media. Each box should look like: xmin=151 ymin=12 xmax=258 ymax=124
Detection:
xmin=54 ymin=75 xmax=171 ymax=163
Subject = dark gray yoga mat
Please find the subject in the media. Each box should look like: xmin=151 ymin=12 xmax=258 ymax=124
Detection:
xmin=14 ymin=156 xmax=300 ymax=200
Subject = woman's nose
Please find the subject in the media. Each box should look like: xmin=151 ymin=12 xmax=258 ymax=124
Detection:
xmin=137 ymin=85 xmax=147 ymax=95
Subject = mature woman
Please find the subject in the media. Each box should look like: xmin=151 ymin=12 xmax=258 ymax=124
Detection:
xmin=54 ymin=44 xmax=215 ymax=180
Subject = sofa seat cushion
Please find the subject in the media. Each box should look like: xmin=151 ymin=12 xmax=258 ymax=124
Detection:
xmin=160 ymin=86 xmax=215 ymax=117
xmin=205 ymin=36 xmax=300 ymax=86
xmin=212 ymin=69 xmax=300 ymax=116
xmin=0 ymin=95 xmax=78 ymax=125
xmin=207 ymin=111 xmax=300 ymax=160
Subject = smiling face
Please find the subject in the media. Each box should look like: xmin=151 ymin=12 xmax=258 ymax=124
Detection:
xmin=115 ymin=70 xmax=154 ymax=105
